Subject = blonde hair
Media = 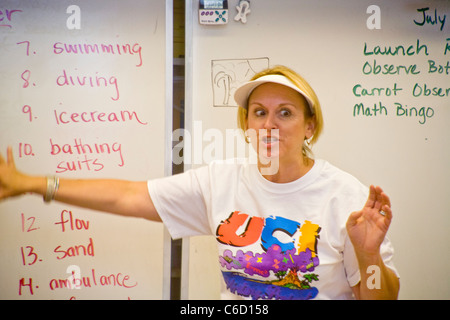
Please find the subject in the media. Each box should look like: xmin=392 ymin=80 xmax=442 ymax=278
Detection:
xmin=237 ymin=65 xmax=324 ymax=158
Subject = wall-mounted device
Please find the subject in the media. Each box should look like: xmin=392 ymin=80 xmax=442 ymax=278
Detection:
xmin=199 ymin=0 xmax=228 ymax=25
xmin=234 ymin=0 xmax=250 ymax=24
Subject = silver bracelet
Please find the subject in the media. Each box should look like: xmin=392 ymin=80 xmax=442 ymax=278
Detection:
xmin=43 ymin=176 xmax=59 ymax=203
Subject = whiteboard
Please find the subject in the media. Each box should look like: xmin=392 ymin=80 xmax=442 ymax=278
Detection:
xmin=184 ymin=0 xmax=450 ymax=299
xmin=0 ymin=0 xmax=170 ymax=299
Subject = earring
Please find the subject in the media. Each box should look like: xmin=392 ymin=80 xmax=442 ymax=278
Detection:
xmin=304 ymin=136 xmax=312 ymax=146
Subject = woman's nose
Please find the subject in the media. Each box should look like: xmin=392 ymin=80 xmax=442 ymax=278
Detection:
xmin=263 ymin=113 xmax=277 ymax=129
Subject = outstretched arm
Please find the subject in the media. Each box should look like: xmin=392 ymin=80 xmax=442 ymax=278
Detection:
xmin=346 ymin=185 xmax=400 ymax=300
xmin=0 ymin=146 xmax=161 ymax=222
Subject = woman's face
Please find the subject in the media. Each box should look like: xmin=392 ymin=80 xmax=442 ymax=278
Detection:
xmin=246 ymin=82 xmax=315 ymax=165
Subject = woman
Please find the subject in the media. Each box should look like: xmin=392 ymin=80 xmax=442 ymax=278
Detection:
xmin=0 ymin=65 xmax=399 ymax=300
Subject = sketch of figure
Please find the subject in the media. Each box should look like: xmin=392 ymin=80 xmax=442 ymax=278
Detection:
xmin=212 ymin=58 xmax=269 ymax=107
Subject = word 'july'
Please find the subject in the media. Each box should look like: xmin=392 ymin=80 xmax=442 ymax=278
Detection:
xmin=414 ymin=7 xmax=447 ymax=31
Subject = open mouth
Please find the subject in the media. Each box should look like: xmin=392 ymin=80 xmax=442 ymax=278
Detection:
xmin=259 ymin=135 xmax=280 ymax=159
xmin=261 ymin=136 xmax=279 ymax=146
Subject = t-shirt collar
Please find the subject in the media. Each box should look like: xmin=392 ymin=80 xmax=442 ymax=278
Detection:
xmin=249 ymin=158 xmax=324 ymax=194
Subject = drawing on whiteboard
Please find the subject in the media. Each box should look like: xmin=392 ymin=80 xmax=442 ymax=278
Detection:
xmin=211 ymin=58 xmax=269 ymax=107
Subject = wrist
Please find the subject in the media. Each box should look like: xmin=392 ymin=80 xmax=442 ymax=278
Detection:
xmin=354 ymin=249 xmax=382 ymax=267
xmin=22 ymin=174 xmax=47 ymax=196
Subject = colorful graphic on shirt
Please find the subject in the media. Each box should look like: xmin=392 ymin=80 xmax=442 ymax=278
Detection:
xmin=216 ymin=211 xmax=321 ymax=300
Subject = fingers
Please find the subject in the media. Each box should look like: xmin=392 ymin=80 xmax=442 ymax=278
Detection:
xmin=374 ymin=186 xmax=384 ymax=211
xmin=0 ymin=146 xmax=15 ymax=167
xmin=372 ymin=185 xmax=394 ymax=226
xmin=381 ymin=190 xmax=391 ymax=209
xmin=382 ymin=203 xmax=393 ymax=220
xmin=364 ymin=185 xmax=377 ymax=209
xmin=367 ymin=185 xmax=391 ymax=209
xmin=0 ymin=148 xmax=6 ymax=165
xmin=6 ymin=146 xmax=15 ymax=167
xmin=376 ymin=186 xmax=391 ymax=215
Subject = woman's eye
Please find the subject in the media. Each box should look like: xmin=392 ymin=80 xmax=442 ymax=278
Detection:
xmin=280 ymin=109 xmax=291 ymax=117
xmin=255 ymin=109 xmax=266 ymax=117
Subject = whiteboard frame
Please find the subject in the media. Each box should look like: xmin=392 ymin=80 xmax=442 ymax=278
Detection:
xmin=181 ymin=0 xmax=194 ymax=300
xmin=0 ymin=0 xmax=174 ymax=300
xmin=181 ymin=0 xmax=450 ymax=301
xmin=163 ymin=0 xmax=174 ymax=300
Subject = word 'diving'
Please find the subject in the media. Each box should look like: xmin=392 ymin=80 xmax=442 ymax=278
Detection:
xmin=56 ymin=69 xmax=120 ymax=101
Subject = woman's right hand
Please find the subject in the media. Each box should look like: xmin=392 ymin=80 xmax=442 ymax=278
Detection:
xmin=0 ymin=146 xmax=31 ymax=200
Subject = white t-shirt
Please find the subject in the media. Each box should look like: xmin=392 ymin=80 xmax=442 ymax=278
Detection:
xmin=147 ymin=159 xmax=398 ymax=300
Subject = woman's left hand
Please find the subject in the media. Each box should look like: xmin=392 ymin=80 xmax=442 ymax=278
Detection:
xmin=346 ymin=185 xmax=393 ymax=256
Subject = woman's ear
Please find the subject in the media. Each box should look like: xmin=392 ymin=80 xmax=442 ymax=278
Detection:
xmin=305 ymin=115 xmax=316 ymax=140
xmin=244 ymin=120 xmax=250 ymax=143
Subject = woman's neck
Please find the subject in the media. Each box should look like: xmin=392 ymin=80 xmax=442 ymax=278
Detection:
xmin=259 ymin=156 xmax=314 ymax=183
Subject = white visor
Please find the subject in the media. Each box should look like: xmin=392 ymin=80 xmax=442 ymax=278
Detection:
xmin=234 ymin=74 xmax=314 ymax=114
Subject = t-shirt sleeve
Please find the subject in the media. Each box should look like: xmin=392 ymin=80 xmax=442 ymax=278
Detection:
xmin=147 ymin=166 xmax=213 ymax=239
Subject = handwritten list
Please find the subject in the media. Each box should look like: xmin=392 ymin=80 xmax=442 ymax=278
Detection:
xmin=0 ymin=1 xmax=166 ymax=299
xmin=351 ymin=6 xmax=449 ymax=125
